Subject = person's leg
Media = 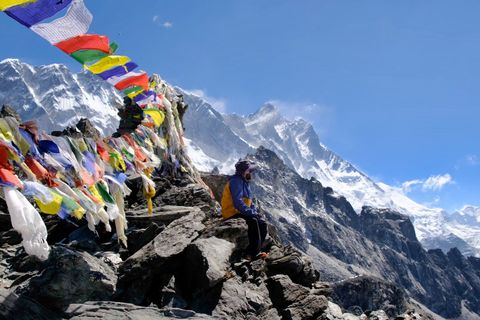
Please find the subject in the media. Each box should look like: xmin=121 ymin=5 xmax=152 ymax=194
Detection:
xmin=258 ymin=218 xmax=268 ymax=245
xmin=239 ymin=214 xmax=262 ymax=257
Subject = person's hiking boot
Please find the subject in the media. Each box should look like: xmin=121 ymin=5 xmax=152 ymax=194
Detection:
xmin=256 ymin=252 xmax=268 ymax=260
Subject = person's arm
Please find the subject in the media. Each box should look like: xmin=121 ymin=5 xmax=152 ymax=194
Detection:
xmin=230 ymin=178 xmax=256 ymax=217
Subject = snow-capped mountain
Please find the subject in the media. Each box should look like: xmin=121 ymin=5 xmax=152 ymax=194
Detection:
xmin=0 ymin=59 xmax=121 ymax=135
xmin=181 ymin=89 xmax=480 ymax=257
xmin=442 ymin=205 xmax=480 ymax=257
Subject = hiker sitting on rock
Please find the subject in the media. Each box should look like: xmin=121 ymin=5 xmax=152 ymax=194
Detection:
xmin=221 ymin=160 xmax=268 ymax=261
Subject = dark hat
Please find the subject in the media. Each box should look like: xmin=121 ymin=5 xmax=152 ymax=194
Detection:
xmin=235 ymin=160 xmax=257 ymax=175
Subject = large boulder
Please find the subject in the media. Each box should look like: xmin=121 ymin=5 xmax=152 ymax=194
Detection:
xmin=212 ymin=277 xmax=273 ymax=319
xmin=181 ymin=237 xmax=235 ymax=289
xmin=201 ymin=218 xmax=249 ymax=256
xmin=283 ymin=294 xmax=329 ymax=320
xmin=330 ymin=276 xmax=407 ymax=317
xmin=116 ymin=211 xmax=206 ymax=305
xmin=21 ymin=246 xmax=117 ymax=310
xmin=173 ymin=237 xmax=235 ymax=313
xmin=266 ymin=274 xmax=310 ymax=310
xmin=123 ymin=222 xmax=164 ymax=259
xmin=266 ymin=245 xmax=319 ymax=287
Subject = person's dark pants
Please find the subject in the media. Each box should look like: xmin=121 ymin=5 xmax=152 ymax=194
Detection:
xmin=237 ymin=213 xmax=267 ymax=257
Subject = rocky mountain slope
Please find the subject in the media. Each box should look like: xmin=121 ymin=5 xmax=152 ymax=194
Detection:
xmin=180 ymin=90 xmax=480 ymax=258
xmin=203 ymin=147 xmax=480 ymax=319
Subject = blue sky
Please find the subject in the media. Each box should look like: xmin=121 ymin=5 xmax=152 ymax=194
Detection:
xmin=0 ymin=0 xmax=479 ymax=211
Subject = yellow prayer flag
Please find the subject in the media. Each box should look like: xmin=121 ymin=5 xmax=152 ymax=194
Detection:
xmin=85 ymin=55 xmax=130 ymax=74
xmin=72 ymin=207 xmax=86 ymax=220
xmin=127 ymin=87 xmax=145 ymax=99
xmin=0 ymin=0 xmax=36 ymax=11
xmin=88 ymin=185 xmax=105 ymax=206
xmin=35 ymin=192 xmax=63 ymax=215
xmin=144 ymin=109 xmax=165 ymax=127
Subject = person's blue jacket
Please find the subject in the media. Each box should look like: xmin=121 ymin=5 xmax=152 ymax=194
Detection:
xmin=221 ymin=174 xmax=256 ymax=218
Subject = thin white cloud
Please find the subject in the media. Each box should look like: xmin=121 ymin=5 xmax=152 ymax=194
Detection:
xmin=153 ymin=15 xmax=173 ymax=28
xmin=401 ymin=179 xmax=423 ymax=193
xmin=401 ymin=174 xmax=454 ymax=193
xmin=187 ymin=89 xmax=227 ymax=113
xmin=422 ymin=174 xmax=453 ymax=191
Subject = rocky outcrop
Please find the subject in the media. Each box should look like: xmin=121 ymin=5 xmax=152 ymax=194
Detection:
xmin=0 ymin=104 xmax=21 ymax=122
xmin=20 ymin=246 xmax=117 ymax=310
xmin=200 ymin=146 xmax=480 ymax=319
xmin=51 ymin=118 xmax=101 ymax=140
xmin=330 ymin=276 xmax=407 ymax=317
xmin=0 ymin=195 xmax=436 ymax=320
xmin=116 ymin=210 xmax=206 ymax=305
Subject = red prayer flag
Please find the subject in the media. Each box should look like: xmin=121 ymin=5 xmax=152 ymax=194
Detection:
xmin=114 ymin=73 xmax=149 ymax=91
xmin=55 ymin=34 xmax=110 ymax=55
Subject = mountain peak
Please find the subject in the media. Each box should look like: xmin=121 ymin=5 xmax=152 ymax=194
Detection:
xmin=248 ymin=103 xmax=279 ymax=118
xmin=0 ymin=58 xmax=22 ymax=65
xmin=246 ymin=103 xmax=282 ymax=126
xmin=259 ymin=102 xmax=278 ymax=113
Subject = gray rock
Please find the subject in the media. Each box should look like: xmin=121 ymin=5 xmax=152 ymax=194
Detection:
xmin=324 ymin=301 xmax=344 ymax=319
xmin=21 ymin=246 xmax=117 ymax=310
xmin=172 ymin=237 xmax=235 ymax=313
xmin=155 ymin=184 xmax=217 ymax=213
xmin=65 ymin=301 xmax=217 ymax=319
xmin=266 ymin=274 xmax=310 ymax=309
xmin=283 ymin=294 xmax=328 ymax=320
xmin=259 ymin=308 xmax=282 ymax=320
xmin=75 ymin=118 xmax=101 ymax=140
xmin=312 ymin=281 xmax=333 ymax=297
xmin=0 ymin=288 xmax=61 ymax=320
xmin=212 ymin=277 xmax=273 ymax=319
xmin=201 ymin=218 xmax=249 ymax=254
xmin=331 ymin=276 xmax=407 ymax=318
xmin=189 ymin=237 xmax=235 ymax=288
xmin=266 ymin=245 xmax=319 ymax=287
xmin=0 ymin=105 xmax=21 ymax=122
xmin=117 ymin=211 xmax=206 ymax=305
xmin=126 ymin=205 xmax=199 ymax=228
xmin=123 ymin=222 xmax=164 ymax=259
xmin=342 ymin=314 xmax=360 ymax=320
xmin=367 ymin=310 xmax=389 ymax=320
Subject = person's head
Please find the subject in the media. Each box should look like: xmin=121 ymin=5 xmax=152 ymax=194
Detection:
xmin=235 ymin=160 xmax=257 ymax=181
